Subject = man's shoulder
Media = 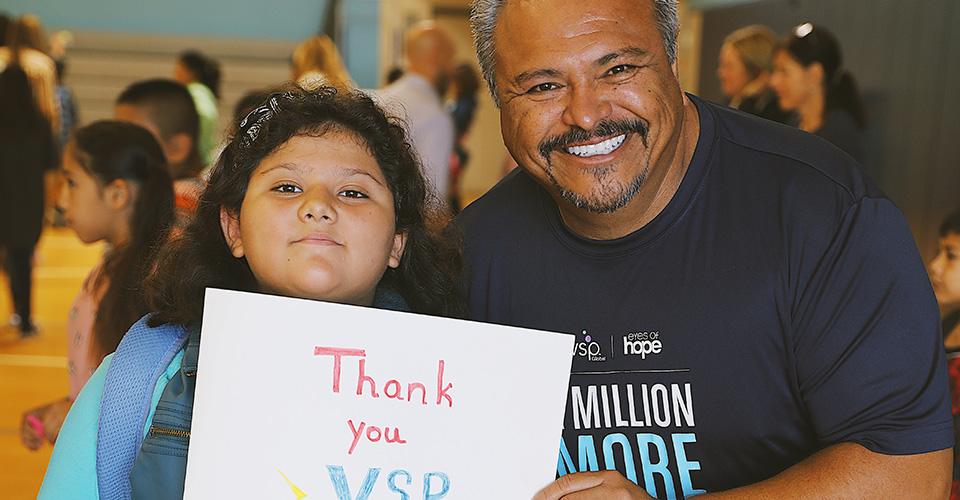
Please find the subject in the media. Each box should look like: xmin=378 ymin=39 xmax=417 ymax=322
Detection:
xmin=457 ymin=168 xmax=544 ymax=236
xmin=696 ymin=95 xmax=879 ymax=201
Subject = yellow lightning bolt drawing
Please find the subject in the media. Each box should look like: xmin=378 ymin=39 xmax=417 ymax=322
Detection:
xmin=278 ymin=469 xmax=308 ymax=499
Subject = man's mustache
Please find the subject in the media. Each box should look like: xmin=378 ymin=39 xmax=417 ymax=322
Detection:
xmin=538 ymin=119 xmax=649 ymax=161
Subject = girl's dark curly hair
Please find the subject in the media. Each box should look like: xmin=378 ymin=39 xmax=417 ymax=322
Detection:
xmin=144 ymin=87 xmax=463 ymax=326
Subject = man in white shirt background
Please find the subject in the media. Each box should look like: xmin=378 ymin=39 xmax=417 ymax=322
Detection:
xmin=378 ymin=20 xmax=456 ymax=205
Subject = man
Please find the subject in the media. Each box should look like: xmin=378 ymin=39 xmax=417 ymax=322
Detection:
xmin=114 ymin=78 xmax=204 ymax=217
xmin=458 ymin=0 xmax=953 ymax=498
xmin=378 ymin=20 xmax=456 ymax=203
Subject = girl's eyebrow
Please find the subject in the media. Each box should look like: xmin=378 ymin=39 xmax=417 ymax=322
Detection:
xmin=257 ymin=163 xmax=386 ymax=187
xmin=338 ymin=166 xmax=386 ymax=187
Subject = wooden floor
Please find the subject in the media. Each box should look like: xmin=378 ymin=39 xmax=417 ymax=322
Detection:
xmin=0 ymin=227 xmax=105 ymax=499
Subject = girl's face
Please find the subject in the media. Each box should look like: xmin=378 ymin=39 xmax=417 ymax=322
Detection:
xmin=930 ymin=231 xmax=960 ymax=311
xmin=770 ymin=49 xmax=819 ymax=112
xmin=717 ymin=43 xmax=751 ymax=99
xmin=59 ymin=148 xmax=119 ymax=244
xmin=222 ymin=132 xmax=406 ymax=306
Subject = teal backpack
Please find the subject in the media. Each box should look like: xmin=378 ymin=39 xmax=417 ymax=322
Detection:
xmin=94 ymin=287 xmax=410 ymax=500
xmin=96 ymin=315 xmax=197 ymax=500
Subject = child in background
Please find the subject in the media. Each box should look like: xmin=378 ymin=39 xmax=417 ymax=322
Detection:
xmin=20 ymin=120 xmax=174 ymax=450
xmin=172 ymin=50 xmax=220 ymax=168
xmin=114 ymin=79 xmax=204 ymax=220
xmin=928 ymin=207 xmax=960 ymax=500
xmin=37 ymin=87 xmax=462 ymax=499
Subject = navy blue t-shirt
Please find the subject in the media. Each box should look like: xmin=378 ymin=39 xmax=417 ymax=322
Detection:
xmin=457 ymin=95 xmax=952 ymax=498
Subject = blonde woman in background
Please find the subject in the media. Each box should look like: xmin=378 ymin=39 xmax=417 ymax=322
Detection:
xmin=291 ymin=34 xmax=353 ymax=92
xmin=717 ymin=24 xmax=791 ymax=124
xmin=0 ymin=14 xmax=59 ymax=134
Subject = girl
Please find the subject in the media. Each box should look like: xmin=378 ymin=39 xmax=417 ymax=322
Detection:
xmin=769 ymin=23 xmax=867 ymax=165
xmin=928 ymin=208 xmax=960 ymax=499
xmin=38 ymin=87 xmax=462 ymax=499
xmin=21 ymin=120 xmax=174 ymax=450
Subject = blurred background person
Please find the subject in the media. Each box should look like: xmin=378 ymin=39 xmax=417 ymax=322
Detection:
xmin=173 ymin=49 xmax=220 ymax=168
xmin=928 ymin=207 xmax=960 ymax=499
xmin=49 ymin=30 xmax=78 ymax=151
xmin=115 ymin=78 xmax=203 ymax=222
xmin=0 ymin=64 xmax=57 ymax=337
xmin=0 ymin=14 xmax=59 ymax=136
xmin=446 ymin=62 xmax=480 ymax=213
xmin=378 ymin=20 xmax=456 ymax=205
xmin=20 ymin=121 xmax=174 ymax=450
xmin=717 ymin=24 xmax=791 ymax=124
xmin=384 ymin=65 xmax=404 ymax=85
xmin=771 ymin=23 xmax=867 ymax=165
xmin=291 ymin=33 xmax=353 ymax=92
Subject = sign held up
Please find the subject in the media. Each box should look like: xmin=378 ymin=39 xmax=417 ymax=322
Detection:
xmin=184 ymin=289 xmax=574 ymax=500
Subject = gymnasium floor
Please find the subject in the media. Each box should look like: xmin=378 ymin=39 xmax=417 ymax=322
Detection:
xmin=0 ymin=227 xmax=105 ymax=499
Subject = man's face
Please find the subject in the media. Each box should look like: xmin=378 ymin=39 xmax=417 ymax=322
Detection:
xmin=493 ymin=0 xmax=685 ymax=214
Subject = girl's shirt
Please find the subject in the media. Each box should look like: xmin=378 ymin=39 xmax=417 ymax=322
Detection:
xmin=68 ymin=260 xmax=108 ymax=400
xmin=38 ymin=351 xmax=185 ymax=500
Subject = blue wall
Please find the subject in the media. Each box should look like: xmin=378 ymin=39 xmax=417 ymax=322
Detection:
xmin=2 ymin=0 xmax=328 ymax=40
xmin=3 ymin=0 xmax=383 ymax=88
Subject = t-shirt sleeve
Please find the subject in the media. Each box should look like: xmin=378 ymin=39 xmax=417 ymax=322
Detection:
xmin=38 ymin=354 xmax=113 ymax=500
xmin=792 ymin=197 xmax=953 ymax=454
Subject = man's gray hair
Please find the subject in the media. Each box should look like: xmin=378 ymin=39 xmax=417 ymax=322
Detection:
xmin=470 ymin=0 xmax=680 ymax=107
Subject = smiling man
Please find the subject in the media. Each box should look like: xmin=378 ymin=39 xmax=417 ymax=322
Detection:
xmin=457 ymin=0 xmax=953 ymax=498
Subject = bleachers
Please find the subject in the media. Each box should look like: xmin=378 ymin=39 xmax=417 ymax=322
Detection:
xmin=62 ymin=30 xmax=298 ymax=140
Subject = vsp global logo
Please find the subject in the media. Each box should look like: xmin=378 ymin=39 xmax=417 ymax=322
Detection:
xmin=573 ymin=330 xmax=607 ymax=362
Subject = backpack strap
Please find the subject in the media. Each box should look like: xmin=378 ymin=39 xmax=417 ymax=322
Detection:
xmin=96 ymin=315 xmax=191 ymax=500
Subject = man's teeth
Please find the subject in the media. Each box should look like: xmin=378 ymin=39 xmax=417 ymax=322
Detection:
xmin=566 ymin=134 xmax=626 ymax=157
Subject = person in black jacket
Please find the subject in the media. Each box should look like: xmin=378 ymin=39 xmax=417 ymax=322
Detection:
xmin=0 ymin=62 xmax=57 ymax=336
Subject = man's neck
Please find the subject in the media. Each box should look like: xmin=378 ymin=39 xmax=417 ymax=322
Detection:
xmin=404 ymin=67 xmax=437 ymax=93
xmin=557 ymin=95 xmax=701 ymax=241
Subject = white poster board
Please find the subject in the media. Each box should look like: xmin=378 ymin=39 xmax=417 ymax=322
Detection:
xmin=183 ymin=289 xmax=573 ymax=500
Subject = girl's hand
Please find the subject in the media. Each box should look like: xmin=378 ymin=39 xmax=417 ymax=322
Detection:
xmin=20 ymin=408 xmax=45 ymax=451
xmin=20 ymin=398 xmax=73 ymax=450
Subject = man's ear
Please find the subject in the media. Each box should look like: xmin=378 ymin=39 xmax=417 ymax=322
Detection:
xmin=388 ymin=231 xmax=408 ymax=269
xmin=220 ymin=206 xmax=245 ymax=258
xmin=105 ymin=179 xmax=132 ymax=211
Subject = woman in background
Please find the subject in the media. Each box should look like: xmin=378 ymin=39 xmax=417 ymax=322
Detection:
xmin=291 ymin=34 xmax=353 ymax=92
xmin=0 ymin=64 xmax=56 ymax=337
xmin=0 ymin=14 xmax=59 ymax=133
xmin=717 ymin=24 xmax=791 ymax=124
xmin=770 ymin=23 xmax=867 ymax=165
